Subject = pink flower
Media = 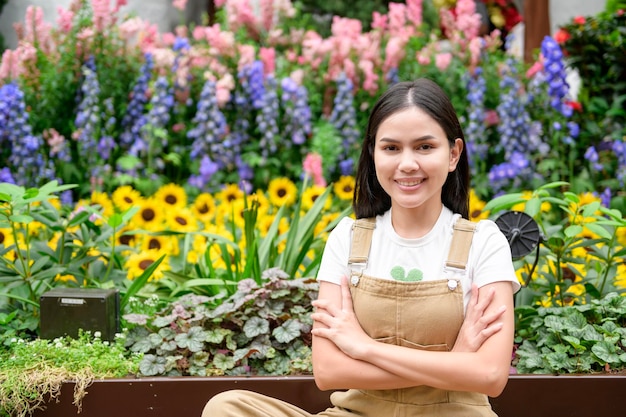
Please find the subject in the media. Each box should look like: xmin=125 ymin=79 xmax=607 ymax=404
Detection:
xmin=259 ymin=47 xmax=276 ymax=75
xmin=573 ymin=15 xmax=586 ymax=25
xmin=406 ymin=0 xmax=423 ymax=27
xmin=484 ymin=110 xmax=499 ymax=126
xmin=91 ymin=0 xmax=111 ymax=32
xmin=435 ymin=52 xmax=452 ymax=71
xmin=526 ymin=59 xmax=543 ymax=78
xmin=371 ymin=12 xmax=388 ymax=31
xmin=302 ymin=153 xmax=326 ymax=187
xmin=56 ymin=7 xmax=75 ymax=33
xmin=172 ymin=0 xmax=188 ymax=11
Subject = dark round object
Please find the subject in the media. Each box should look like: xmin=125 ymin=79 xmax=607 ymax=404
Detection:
xmin=494 ymin=211 xmax=542 ymax=259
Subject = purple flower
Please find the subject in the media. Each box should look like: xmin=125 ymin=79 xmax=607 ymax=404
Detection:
xmin=0 ymin=167 xmax=15 ymax=183
xmin=0 ymin=82 xmax=55 ymax=186
xmin=584 ymin=146 xmax=603 ymax=171
xmin=120 ymin=53 xmax=154 ymax=151
xmin=330 ymin=73 xmax=360 ymax=175
xmin=281 ymin=77 xmax=311 ymax=146
xmin=256 ymin=75 xmax=280 ymax=157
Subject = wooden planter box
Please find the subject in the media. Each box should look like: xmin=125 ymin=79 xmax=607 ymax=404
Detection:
xmin=34 ymin=374 xmax=626 ymax=417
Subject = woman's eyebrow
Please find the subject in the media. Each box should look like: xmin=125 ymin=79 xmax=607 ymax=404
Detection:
xmin=378 ymin=135 xmax=436 ymax=143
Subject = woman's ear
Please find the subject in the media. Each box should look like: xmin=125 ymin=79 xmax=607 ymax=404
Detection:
xmin=448 ymin=138 xmax=463 ymax=172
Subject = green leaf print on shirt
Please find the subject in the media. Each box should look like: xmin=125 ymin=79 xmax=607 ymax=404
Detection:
xmin=390 ymin=266 xmax=423 ymax=282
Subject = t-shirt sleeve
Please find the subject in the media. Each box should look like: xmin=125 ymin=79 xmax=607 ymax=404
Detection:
xmin=316 ymin=216 xmax=353 ymax=286
xmin=472 ymin=220 xmax=522 ymax=293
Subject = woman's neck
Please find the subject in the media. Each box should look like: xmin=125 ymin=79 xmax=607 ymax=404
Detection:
xmin=390 ymin=203 xmax=444 ymax=239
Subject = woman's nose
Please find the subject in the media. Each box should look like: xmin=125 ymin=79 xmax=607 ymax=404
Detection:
xmin=398 ymin=150 xmax=419 ymax=171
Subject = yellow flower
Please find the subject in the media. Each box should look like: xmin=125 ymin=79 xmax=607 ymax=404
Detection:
xmin=511 ymin=190 xmax=551 ymax=213
xmin=268 ymin=177 xmax=298 ymax=207
xmin=216 ymin=184 xmax=244 ymax=206
xmin=617 ymin=226 xmax=626 ymax=246
xmin=191 ymin=193 xmax=217 ymax=224
xmin=132 ymin=198 xmax=165 ymax=231
xmin=226 ymin=199 xmax=247 ymax=230
xmin=115 ymin=226 xmax=139 ymax=249
xmin=112 ymin=185 xmax=143 ymax=212
xmin=55 ymin=274 xmax=77 ymax=283
xmin=615 ymin=263 xmax=626 ymax=290
xmin=140 ymin=234 xmax=180 ymax=256
xmin=333 ymin=176 xmax=355 ymax=201
xmin=165 ymin=207 xmax=198 ymax=232
xmin=249 ymin=190 xmax=270 ymax=217
xmin=0 ymin=227 xmax=15 ymax=248
xmin=469 ymin=189 xmax=489 ymax=221
xmin=89 ymin=191 xmax=114 ymax=218
xmin=257 ymin=213 xmax=275 ymax=237
xmin=125 ymin=249 xmax=170 ymax=281
xmin=302 ymin=185 xmax=331 ymax=211
xmin=154 ymin=183 xmax=188 ymax=209
xmin=315 ymin=212 xmax=340 ymax=240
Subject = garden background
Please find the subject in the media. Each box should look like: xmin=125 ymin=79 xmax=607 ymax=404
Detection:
xmin=1 ymin=1 xmax=626 ymax=415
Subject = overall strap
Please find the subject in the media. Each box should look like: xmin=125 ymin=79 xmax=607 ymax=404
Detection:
xmin=445 ymin=218 xmax=477 ymax=271
xmin=348 ymin=217 xmax=376 ymax=267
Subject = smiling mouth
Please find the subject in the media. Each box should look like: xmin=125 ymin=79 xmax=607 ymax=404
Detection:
xmin=396 ymin=179 xmax=424 ymax=187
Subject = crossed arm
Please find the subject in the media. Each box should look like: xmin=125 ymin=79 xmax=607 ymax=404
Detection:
xmin=311 ymin=277 xmax=514 ymax=397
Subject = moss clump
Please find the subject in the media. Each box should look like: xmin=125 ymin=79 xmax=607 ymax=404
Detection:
xmin=0 ymin=331 xmax=141 ymax=417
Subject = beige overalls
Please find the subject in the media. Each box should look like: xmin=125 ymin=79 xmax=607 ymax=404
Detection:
xmin=202 ymin=217 xmax=498 ymax=417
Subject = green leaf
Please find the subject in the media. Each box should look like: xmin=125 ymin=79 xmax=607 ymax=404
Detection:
xmin=272 ymin=319 xmax=301 ymax=344
xmin=213 ymin=352 xmax=236 ymax=370
xmin=175 ymin=326 xmax=208 ymax=352
xmin=483 ymin=193 xmax=525 ymax=213
xmin=139 ymin=354 xmax=167 ymax=376
xmin=120 ymin=254 xmax=166 ymax=310
xmin=243 ymin=316 xmax=270 ymax=338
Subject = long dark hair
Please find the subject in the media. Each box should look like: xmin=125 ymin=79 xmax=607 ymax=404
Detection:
xmin=352 ymin=78 xmax=470 ymax=219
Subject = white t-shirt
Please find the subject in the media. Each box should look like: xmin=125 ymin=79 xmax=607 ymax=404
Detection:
xmin=316 ymin=206 xmax=521 ymax=311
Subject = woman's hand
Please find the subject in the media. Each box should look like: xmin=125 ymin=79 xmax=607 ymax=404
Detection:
xmin=311 ymin=276 xmax=371 ymax=360
xmin=452 ymin=283 xmax=507 ymax=352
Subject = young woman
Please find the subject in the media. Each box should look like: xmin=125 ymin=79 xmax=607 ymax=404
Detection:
xmin=202 ymin=78 xmax=520 ymax=416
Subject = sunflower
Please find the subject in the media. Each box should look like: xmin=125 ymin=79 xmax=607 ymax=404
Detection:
xmin=257 ymin=213 xmax=276 ymax=237
xmin=154 ymin=183 xmax=187 ymax=209
xmin=140 ymin=234 xmax=180 ymax=256
xmin=165 ymin=207 xmax=199 ymax=232
xmin=614 ymin=262 xmax=626 ymax=290
xmin=469 ymin=189 xmax=489 ymax=221
xmin=191 ymin=193 xmax=217 ymax=224
xmin=89 ymin=191 xmax=115 ymax=218
xmin=226 ymin=198 xmax=247 ymax=230
xmin=216 ymin=183 xmax=244 ymax=206
xmin=132 ymin=198 xmax=165 ymax=231
xmin=333 ymin=175 xmax=355 ymax=201
xmin=115 ymin=226 xmax=139 ymax=251
xmin=0 ymin=227 xmax=14 ymax=248
xmin=268 ymin=177 xmax=298 ymax=207
xmin=315 ymin=212 xmax=340 ymax=239
xmin=125 ymin=249 xmax=170 ymax=281
xmin=249 ymin=190 xmax=270 ymax=217
xmin=55 ymin=274 xmax=78 ymax=284
xmin=112 ymin=185 xmax=143 ymax=212
xmin=301 ymin=185 xmax=331 ymax=211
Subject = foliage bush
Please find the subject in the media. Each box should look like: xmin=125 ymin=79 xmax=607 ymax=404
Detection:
xmin=124 ymin=271 xmax=317 ymax=376
xmin=514 ymin=292 xmax=626 ymax=374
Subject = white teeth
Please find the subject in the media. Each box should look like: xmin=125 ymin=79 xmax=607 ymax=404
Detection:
xmin=397 ymin=180 xmax=423 ymax=186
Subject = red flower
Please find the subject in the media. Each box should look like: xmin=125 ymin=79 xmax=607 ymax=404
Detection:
xmin=573 ymin=15 xmax=586 ymax=25
xmin=566 ymin=101 xmax=583 ymax=112
xmin=554 ymin=29 xmax=571 ymax=44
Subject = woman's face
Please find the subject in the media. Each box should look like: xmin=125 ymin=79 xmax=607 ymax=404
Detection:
xmin=373 ymin=106 xmax=462 ymax=213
